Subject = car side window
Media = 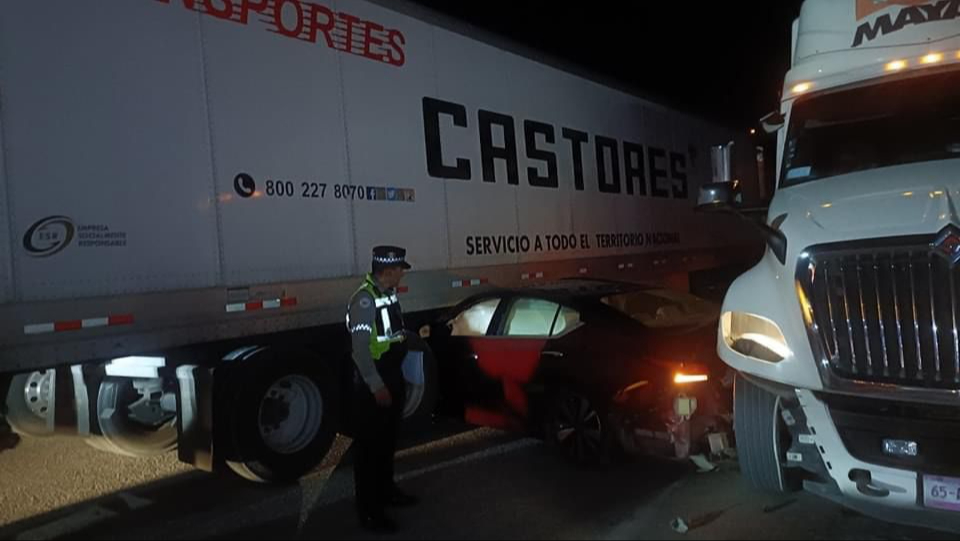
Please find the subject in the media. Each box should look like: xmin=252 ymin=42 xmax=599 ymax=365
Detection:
xmin=449 ymin=298 xmax=502 ymax=337
xmin=550 ymin=306 xmax=581 ymax=337
xmin=502 ymin=298 xmax=561 ymax=337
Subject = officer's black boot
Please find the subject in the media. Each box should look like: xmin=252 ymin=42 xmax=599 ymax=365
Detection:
xmin=359 ymin=512 xmax=398 ymax=535
xmin=387 ymin=487 xmax=419 ymax=508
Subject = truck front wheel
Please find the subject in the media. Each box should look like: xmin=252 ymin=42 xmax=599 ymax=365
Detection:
xmin=218 ymin=348 xmax=340 ymax=484
xmin=734 ymin=374 xmax=801 ymax=494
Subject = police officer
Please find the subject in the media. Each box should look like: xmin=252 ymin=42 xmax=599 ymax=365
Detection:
xmin=347 ymin=246 xmax=419 ymax=534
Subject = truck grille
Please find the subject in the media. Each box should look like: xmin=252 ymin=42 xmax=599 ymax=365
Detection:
xmin=805 ymin=236 xmax=960 ymax=390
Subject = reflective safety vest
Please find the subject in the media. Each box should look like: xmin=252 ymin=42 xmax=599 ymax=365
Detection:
xmin=346 ymin=274 xmax=406 ymax=360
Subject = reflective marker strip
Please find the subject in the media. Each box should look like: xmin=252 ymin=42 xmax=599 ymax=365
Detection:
xmin=579 ymin=268 xmax=589 ymax=274
xmin=24 ymin=315 xmax=135 ymax=335
xmin=521 ymin=272 xmax=545 ymax=280
xmin=452 ymin=278 xmax=489 ymax=288
xmin=24 ymin=323 xmax=55 ymax=335
xmin=226 ymin=298 xmax=298 ymax=313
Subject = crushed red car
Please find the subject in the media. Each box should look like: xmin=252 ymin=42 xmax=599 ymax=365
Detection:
xmin=424 ymin=280 xmax=733 ymax=465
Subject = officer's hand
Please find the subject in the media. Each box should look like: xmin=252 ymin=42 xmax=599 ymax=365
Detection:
xmin=374 ymin=387 xmax=393 ymax=408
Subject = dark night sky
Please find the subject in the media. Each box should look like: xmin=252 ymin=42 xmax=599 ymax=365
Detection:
xmin=410 ymin=1 xmax=804 ymax=130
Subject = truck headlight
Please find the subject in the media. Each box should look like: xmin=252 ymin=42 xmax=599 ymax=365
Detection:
xmin=721 ymin=312 xmax=791 ymax=363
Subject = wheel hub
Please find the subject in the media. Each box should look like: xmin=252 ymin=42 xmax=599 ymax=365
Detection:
xmin=257 ymin=375 xmax=324 ymax=455
xmin=23 ymin=371 xmax=54 ymax=419
xmin=555 ymin=395 xmax=604 ymax=462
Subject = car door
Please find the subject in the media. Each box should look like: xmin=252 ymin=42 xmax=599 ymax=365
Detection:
xmin=433 ymin=296 xmax=505 ymax=417
xmin=460 ymin=297 xmax=563 ymax=432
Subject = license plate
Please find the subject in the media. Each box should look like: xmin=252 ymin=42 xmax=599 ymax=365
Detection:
xmin=924 ymin=476 xmax=960 ymax=512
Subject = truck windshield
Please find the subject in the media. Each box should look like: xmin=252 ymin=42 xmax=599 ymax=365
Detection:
xmin=781 ymin=69 xmax=960 ymax=188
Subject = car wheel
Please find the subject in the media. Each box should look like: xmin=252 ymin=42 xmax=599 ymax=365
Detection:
xmin=547 ymin=391 xmax=610 ymax=466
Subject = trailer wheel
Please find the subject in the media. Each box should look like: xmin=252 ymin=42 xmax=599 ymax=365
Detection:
xmin=734 ymin=374 xmax=801 ymax=494
xmin=91 ymin=377 xmax=178 ymax=457
xmin=5 ymin=371 xmax=56 ymax=437
xmin=220 ymin=348 xmax=339 ymax=484
xmin=401 ymin=333 xmax=439 ymax=433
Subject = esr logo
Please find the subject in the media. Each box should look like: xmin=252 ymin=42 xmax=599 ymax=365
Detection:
xmin=23 ymin=216 xmax=76 ymax=258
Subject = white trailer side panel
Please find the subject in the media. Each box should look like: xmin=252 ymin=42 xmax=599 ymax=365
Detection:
xmin=0 ymin=1 xmax=221 ymax=301
xmin=199 ymin=10 xmax=355 ymax=285
xmin=431 ymin=27 xmax=522 ymax=270
xmin=339 ymin=2 xmax=451 ymax=272
xmin=506 ymin=60 xmax=578 ymax=265
xmin=0 ymin=107 xmax=11 ymax=304
xmin=429 ymin=24 xmax=743 ymax=269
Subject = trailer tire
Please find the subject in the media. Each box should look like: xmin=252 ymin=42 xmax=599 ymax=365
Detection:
xmin=5 ymin=371 xmax=56 ymax=437
xmin=220 ymin=348 xmax=339 ymax=484
xmin=91 ymin=377 xmax=178 ymax=457
xmin=401 ymin=333 xmax=439 ymax=434
xmin=735 ymin=374 xmax=800 ymax=494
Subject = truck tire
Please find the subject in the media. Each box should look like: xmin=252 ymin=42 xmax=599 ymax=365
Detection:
xmin=219 ymin=348 xmax=339 ymax=484
xmin=734 ymin=374 xmax=800 ymax=494
xmin=0 ymin=381 xmax=21 ymax=452
xmin=5 ymin=371 xmax=56 ymax=437
xmin=91 ymin=377 xmax=178 ymax=457
xmin=401 ymin=333 xmax=439 ymax=433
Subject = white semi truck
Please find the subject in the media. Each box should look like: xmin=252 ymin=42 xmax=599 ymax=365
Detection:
xmin=700 ymin=0 xmax=960 ymax=532
xmin=0 ymin=0 xmax=757 ymax=483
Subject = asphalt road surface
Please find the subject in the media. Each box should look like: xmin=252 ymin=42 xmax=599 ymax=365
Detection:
xmin=0 ymin=421 xmax=954 ymax=541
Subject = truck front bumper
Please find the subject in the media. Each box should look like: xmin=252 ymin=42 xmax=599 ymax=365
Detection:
xmin=796 ymin=389 xmax=960 ymax=534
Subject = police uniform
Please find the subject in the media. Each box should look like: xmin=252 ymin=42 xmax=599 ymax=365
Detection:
xmin=346 ymin=246 xmax=415 ymax=530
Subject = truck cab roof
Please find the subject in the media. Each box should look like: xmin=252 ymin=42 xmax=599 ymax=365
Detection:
xmin=784 ymin=0 xmax=960 ymax=98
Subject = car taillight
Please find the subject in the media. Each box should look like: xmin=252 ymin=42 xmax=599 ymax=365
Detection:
xmin=674 ymin=372 xmax=709 ymax=385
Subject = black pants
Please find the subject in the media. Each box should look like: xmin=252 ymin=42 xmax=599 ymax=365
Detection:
xmin=353 ymin=345 xmax=407 ymax=517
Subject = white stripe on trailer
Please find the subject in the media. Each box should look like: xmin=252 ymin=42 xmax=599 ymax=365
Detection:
xmin=225 ymin=298 xmax=298 ymax=313
xmin=579 ymin=268 xmax=589 ymax=274
xmin=23 ymin=315 xmax=134 ymax=335
xmin=82 ymin=317 xmax=110 ymax=329
xmin=452 ymin=278 xmax=489 ymax=289
xmin=24 ymin=323 xmax=56 ymax=335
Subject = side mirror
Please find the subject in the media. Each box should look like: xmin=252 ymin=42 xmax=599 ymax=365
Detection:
xmin=760 ymin=110 xmax=786 ymax=134
xmin=697 ymin=183 xmax=788 ymax=267
xmin=696 ymin=182 xmax=739 ymax=212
